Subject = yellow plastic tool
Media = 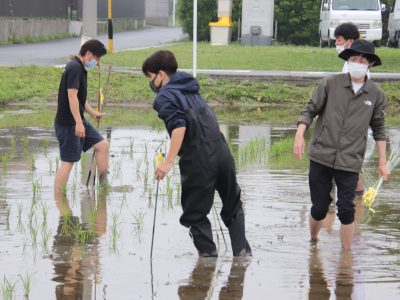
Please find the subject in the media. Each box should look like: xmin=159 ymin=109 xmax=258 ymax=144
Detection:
xmin=155 ymin=152 xmax=164 ymax=166
xmin=362 ymin=187 xmax=377 ymax=213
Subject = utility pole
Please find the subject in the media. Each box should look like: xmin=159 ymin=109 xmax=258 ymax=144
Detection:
xmin=193 ymin=0 xmax=197 ymax=78
xmin=82 ymin=0 xmax=97 ymax=45
xmin=108 ymin=0 xmax=113 ymax=53
xmin=172 ymin=0 xmax=176 ymax=27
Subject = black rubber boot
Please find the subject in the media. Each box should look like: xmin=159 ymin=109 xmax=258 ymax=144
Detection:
xmin=227 ymin=208 xmax=252 ymax=257
xmin=189 ymin=224 xmax=217 ymax=257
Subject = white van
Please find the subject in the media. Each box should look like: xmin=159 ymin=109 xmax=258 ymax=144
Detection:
xmin=388 ymin=0 xmax=400 ymax=47
xmin=319 ymin=0 xmax=383 ymax=47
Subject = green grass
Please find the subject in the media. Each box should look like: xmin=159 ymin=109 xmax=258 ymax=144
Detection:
xmin=1 ymin=66 xmax=400 ymax=109
xmin=102 ymin=42 xmax=400 ymax=73
xmin=1 ymin=104 xmax=400 ymax=129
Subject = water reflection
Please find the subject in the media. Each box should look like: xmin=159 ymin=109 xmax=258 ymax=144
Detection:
xmin=52 ymin=188 xmax=107 ymax=299
xmin=308 ymin=246 xmax=355 ymax=300
xmin=178 ymin=257 xmax=249 ymax=300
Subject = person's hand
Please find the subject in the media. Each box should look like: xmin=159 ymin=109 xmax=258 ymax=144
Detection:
xmin=378 ymin=162 xmax=390 ymax=181
xmin=91 ymin=111 xmax=105 ymax=122
xmin=75 ymin=122 xmax=85 ymax=138
xmin=293 ymin=133 xmax=305 ymax=160
xmin=155 ymin=160 xmax=173 ymax=181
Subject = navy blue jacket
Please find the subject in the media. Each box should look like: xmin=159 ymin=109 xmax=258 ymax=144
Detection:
xmin=153 ymin=72 xmax=207 ymax=136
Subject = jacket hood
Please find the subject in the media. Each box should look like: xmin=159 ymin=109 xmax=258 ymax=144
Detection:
xmin=160 ymin=72 xmax=199 ymax=94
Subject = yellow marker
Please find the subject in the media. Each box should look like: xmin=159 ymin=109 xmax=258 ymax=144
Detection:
xmin=155 ymin=152 xmax=164 ymax=166
xmin=100 ymin=88 xmax=105 ymax=105
xmin=362 ymin=187 xmax=377 ymax=213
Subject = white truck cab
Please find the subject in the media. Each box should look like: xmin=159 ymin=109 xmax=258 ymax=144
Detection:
xmin=388 ymin=0 xmax=400 ymax=47
xmin=319 ymin=0 xmax=383 ymax=47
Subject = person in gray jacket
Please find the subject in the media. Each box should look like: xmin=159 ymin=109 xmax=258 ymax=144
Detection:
xmin=293 ymin=40 xmax=390 ymax=250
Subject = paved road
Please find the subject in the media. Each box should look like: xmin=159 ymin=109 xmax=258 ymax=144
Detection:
xmin=0 ymin=27 xmax=184 ymax=66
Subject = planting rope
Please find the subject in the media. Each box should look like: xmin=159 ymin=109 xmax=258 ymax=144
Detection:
xmin=362 ymin=149 xmax=400 ymax=213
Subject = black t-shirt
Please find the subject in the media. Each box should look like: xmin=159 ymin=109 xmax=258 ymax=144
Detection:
xmin=55 ymin=56 xmax=88 ymax=125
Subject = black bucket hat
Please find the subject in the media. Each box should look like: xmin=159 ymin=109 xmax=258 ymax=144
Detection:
xmin=339 ymin=39 xmax=382 ymax=67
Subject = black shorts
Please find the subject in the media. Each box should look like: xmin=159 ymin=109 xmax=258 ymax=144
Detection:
xmin=309 ymin=160 xmax=359 ymax=224
xmin=55 ymin=119 xmax=104 ymax=163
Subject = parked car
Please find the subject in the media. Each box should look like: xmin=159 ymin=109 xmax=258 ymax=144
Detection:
xmin=319 ymin=0 xmax=384 ymax=47
xmin=388 ymin=0 xmax=400 ymax=47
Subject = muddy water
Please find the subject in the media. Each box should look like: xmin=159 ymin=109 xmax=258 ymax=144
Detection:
xmin=0 ymin=119 xmax=399 ymax=300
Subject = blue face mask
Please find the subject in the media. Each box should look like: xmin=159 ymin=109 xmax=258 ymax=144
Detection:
xmin=84 ymin=58 xmax=97 ymax=68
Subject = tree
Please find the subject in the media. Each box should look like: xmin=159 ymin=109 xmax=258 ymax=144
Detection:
xmin=275 ymin=0 xmax=321 ymax=45
xmin=178 ymin=0 xmax=217 ymax=41
xmin=177 ymin=0 xmax=242 ymax=42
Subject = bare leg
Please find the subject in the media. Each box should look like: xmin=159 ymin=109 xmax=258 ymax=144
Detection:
xmin=355 ymin=178 xmax=364 ymax=193
xmin=93 ymin=140 xmax=109 ymax=177
xmin=340 ymin=223 xmax=354 ymax=250
xmin=54 ymin=161 xmax=74 ymax=193
xmin=309 ymin=215 xmax=323 ymax=242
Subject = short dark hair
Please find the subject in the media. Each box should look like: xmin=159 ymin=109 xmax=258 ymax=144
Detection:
xmin=79 ymin=39 xmax=107 ymax=57
xmin=142 ymin=50 xmax=178 ymax=76
xmin=334 ymin=23 xmax=360 ymax=40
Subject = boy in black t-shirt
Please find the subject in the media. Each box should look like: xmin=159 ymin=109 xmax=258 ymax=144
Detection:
xmin=54 ymin=39 xmax=108 ymax=192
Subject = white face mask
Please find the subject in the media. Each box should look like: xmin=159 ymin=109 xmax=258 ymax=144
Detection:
xmin=336 ymin=45 xmax=345 ymax=54
xmin=348 ymin=62 xmax=369 ymax=79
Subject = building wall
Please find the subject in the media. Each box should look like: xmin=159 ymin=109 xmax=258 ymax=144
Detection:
xmin=241 ymin=0 xmax=275 ymax=46
xmin=145 ymin=0 xmax=171 ymax=26
xmin=0 ymin=0 xmax=68 ymax=18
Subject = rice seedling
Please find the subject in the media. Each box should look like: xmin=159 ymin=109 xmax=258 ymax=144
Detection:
xmin=49 ymin=159 xmax=53 ymax=175
xmin=18 ymin=272 xmax=34 ymax=298
xmin=0 ymin=180 xmax=6 ymax=199
xmin=166 ymin=176 xmax=173 ymax=209
xmin=132 ymin=212 xmax=145 ymax=241
xmin=86 ymin=207 xmax=98 ymax=229
xmin=175 ymin=183 xmax=181 ymax=205
xmin=23 ymin=135 xmax=29 ymax=153
xmin=29 ymin=154 xmax=36 ymax=173
xmin=109 ymin=211 xmax=121 ymax=250
xmin=41 ymin=225 xmax=52 ymax=253
xmin=136 ymin=159 xmax=142 ymax=173
xmin=113 ymin=159 xmax=123 ymax=179
xmin=32 ymin=178 xmax=41 ymax=199
xmin=1 ymin=152 xmax=9 ymax=176
xmin=269 ymin=136 xmax=294 ymax=157
xmin=43 ymin=137 xmax=49 ymax=156
xmin=1 ymin=275 xmax=17 ymax=300
xmin=71 ymin=178 xmax=78 ymax=198
xmin=147 ymin=186 xmax=153 ymax=208
xmin=9 ymin=137 xmax=16 ymax=158
xmin=40 ymin=201 xmax=48 ymax=223
xmin=236 ymin=136 xmax=268 ymax=169
xmin=29 ymin=220 xmax=39 ymax=246
xmin=144 ymin=142 xmax=148 ymax=158
xmin=17 ymin=202 xmax=23 ymax=229
xmin=60 ymin=183 xmax=67 ymax=197
xmin=61 ymin=214 xmax=72 ymax=236
xmin=28 ymin=201 xmax=37 ymax=225
xmin=72 ymin=224 xmax=95 ymax=245
xmin=5 ymin=205 xmax=11 ymax=230
xmin=129 ymin=138 xmax=134 ymax=158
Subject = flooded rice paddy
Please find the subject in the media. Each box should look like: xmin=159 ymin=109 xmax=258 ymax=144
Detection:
xmin=0 ymin=108 xmax=399 ymax=300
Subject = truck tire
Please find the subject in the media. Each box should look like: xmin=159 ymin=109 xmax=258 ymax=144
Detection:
xmin=327 ymin=31 xmax=335 ymax=47
xmin=387 ymin=36 xmax=395 ymax=47
xmin=319 ymin=33 xmax=327 ymax=48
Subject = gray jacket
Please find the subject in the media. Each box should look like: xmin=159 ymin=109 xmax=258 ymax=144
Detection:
xmin=298 ymin=73 xmax=386 ymax=173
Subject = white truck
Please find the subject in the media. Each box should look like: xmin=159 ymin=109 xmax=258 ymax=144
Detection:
xmin=388 ymin=0 xmax=400 ymax=47
xmin=319 ymin=0 xmax=384 ymax=47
